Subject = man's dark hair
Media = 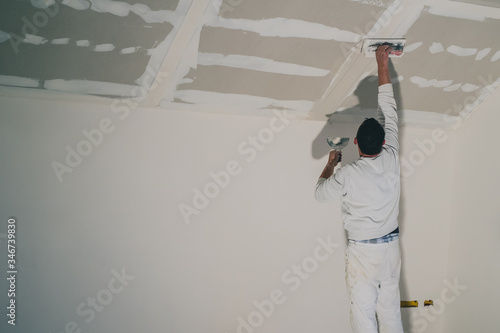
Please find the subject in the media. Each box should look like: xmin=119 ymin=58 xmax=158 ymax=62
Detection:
xmin=356 ymin=118 xmax=385 ymax=155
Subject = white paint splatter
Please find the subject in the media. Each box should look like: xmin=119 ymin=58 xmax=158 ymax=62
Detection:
xmin=405 ymin=42 xmax=422 ymax=53
xmin=130 ymin=4 xmax=176 ymax=24
xmin=429 ymin=42 xmax=444 ymax=54
xmin=410 ymin=76 xmax=453 ymax=88
xmin=347 ymin=0 xmax=387 ymax=7
xmin=427 ymin=6 xmax=485 ymax=22
xmin=44 ymin=79 xmax=141 ymax=96
xmin=51 ymin=38 xmax=70 ymax=45
xmin=93 ymin=44 xmax=115 ymax=52
xmin=23 ymin=34 xmax=48 ymax=45
xmin=64 ymin=0 xmax=177 ymax=24
xmin=76 ymin=40 xmax=90 ymax=47
xmin=0 ymin=75 xmax=39 ymax=88
xmin=31 ymin=0 xmax=56 ymax=9
xmin=89 ymin=0 xmax=129 ymax=16
xmin=62 ymin=0 xmax=90 ymax=10
xmin=461 ymin=83 xmax=479 ymax=92
xmin=0 ymin=30 xmax=10 ymax=43
xmin=172 ymin=89 xmax=313 ymax=114
xmin=491 ymin=51 xmax=500 ymax=62
xmin=443 ymin=83 xmax=462 ymax=92
xmin=205 ymin=17 xmax=361 ymax=42
xmin=447 ymin=45 xmax=477 ymax=57
xmin=197 ymin=52 xmax=330 ymax=77
xmin=475 ymin=48 xmax=491 ymax=61
xmin=120 ymin=47 xmax=140 ymax=54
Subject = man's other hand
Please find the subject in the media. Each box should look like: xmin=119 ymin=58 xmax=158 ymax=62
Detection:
xmin=328 ymin=150 xmax=342 ymax=166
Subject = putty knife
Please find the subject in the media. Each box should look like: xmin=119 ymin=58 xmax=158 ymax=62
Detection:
xmin=361 ymin=38 xmax=406 ymax=57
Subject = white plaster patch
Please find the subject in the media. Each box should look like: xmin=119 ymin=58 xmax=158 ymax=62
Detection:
xmin=172 ymin=89 xmax=313 ymax=114
xmin=120 ymin=47 xmax=140 ymax=54
xmin=475 ymin=48 xmax=491 ymax=61
xmin=348 ymin=0 xmax=387 ymax=7
xmin=0 ymin=75 xmax=40 ymax=88
xmin=130 ymin=4 xmax=176 ymax=24
xmin=443 ymin=83 xmax=462 ymax=92
xmin=447 ymin=45 xmax=477 ymax=57
xmin=23 ymin=34 xmax=48 ymax=45
xmin=62 ymin=0 xmax=90 ymax=10
xmin=426 ymin=5 xmax=485 ymax=22
xmin=68 ymin=0 xmax=177 ymax=24
xmin=197 ymin=52 xmax=330 ymax=77
xmin=31 ymin=0 xmax=56 ymax=9
xmin=491 ymin=51 xmax=500 ymax=62
xmin=0 ymin=30 xmax=10 ymax=43
xmin=205 ymin=17 xmax=361 ymax=42
xmin=90 ymin=0 xmax=129 ymax=16
xmin=93 ymin=44 xmax=115 ymax=52
xmin=461 ymin=83 xmax=479 ymax=92
xmin=429 ymin=42 xmax=444 ymax=54
xmin=405 ymin=42 xmax=422 ymax=53
xmin=51 ymin=38 xmax=70 ymax=45
xmin=410 ymin=76 xmax=453 ymax=88
xmin=44 ymin=79 xmax=142 ymax=96
xmin=76 ymin=40 xmax=90 ymax=47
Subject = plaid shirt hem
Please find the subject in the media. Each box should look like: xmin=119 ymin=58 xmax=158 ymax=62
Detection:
xmin=351 ymin=232 xmax=399 ymax=244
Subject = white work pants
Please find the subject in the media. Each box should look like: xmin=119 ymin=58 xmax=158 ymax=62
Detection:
xmin=345 ymin=239 xmax=404 ymax=333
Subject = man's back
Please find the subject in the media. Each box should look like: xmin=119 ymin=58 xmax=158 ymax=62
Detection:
xmin=315 ymin=84 xmax=400 ymax=240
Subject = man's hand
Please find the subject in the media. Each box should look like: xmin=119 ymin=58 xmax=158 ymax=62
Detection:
xmin=376 ymin=45 xmax=391 ymax=86
xmin=319 ymin=150 xmax=342 ymax=179
xmin=328 ymin=150 xmax=342 ymax=166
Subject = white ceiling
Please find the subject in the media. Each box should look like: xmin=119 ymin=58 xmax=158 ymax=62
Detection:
xmin=1 ymin=0 xmax=500 ymax=126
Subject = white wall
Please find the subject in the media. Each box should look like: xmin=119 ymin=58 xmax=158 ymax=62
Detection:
xmin=442 ymin=89 xmax=500 ymax=332
xmin=0 ymin=90 xmax=457 ymax=333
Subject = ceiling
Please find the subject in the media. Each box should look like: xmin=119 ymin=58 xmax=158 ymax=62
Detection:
xmin=1 ymin=0 xmax=500 ymax=126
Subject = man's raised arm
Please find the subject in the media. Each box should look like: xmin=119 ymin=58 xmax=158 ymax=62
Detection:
xmin=376 ymin=46 xmax=399 ymax=152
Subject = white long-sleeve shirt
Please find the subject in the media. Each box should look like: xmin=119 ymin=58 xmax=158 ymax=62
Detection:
xmin=315 ymin=83 xmax=400 ymax=241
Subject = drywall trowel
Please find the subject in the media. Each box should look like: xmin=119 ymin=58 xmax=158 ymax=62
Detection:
xmin=361 ymin=38 xmax=406 ymax=57
xmin=326 ymin=137 xmax=349 ymax=167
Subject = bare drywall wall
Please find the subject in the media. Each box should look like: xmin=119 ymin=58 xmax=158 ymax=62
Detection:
xmin=443 ymin=83 xmax=500 ymax=332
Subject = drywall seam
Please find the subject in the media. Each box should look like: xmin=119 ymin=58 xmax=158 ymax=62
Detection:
xmin=423 ymin=1 xmax=500 ymax=21
xmin=62 ymin=0 xmax=178 ymax=24
xmin=44 ymin=79 xmax=142 ymax=96
xmin=0 ymin=75 xmax=40 ymax=88
xmin=405 ymin=42 xmax=422 ymax=52
xmin=410 ymin=76 xmax=481 ymax=92
xmin=447 ymin=45 xmax=477 ymax=57
xmin=204 ymin=17 xmax=362 ymax=42
xmin=197 ymin=53 xmax=330 ymax=77
xmin=169 ymin=89 xmax=313 ymax=114
xmin=160 ymin=101 xmax=311 ymax=118
xmin=135 ymin=0 xmax=196 ymax=102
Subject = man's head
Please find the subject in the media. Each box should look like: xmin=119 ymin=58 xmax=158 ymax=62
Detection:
xmin=355 ymin=118 xmax=385 ymax=156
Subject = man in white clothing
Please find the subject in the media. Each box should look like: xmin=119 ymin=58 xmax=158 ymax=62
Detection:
xmin=315 ymin=46 xmax=404 ymax=333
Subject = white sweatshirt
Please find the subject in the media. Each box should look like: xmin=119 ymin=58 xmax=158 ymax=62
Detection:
xmin=315 ymin=83 xmax=400 ymax=241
